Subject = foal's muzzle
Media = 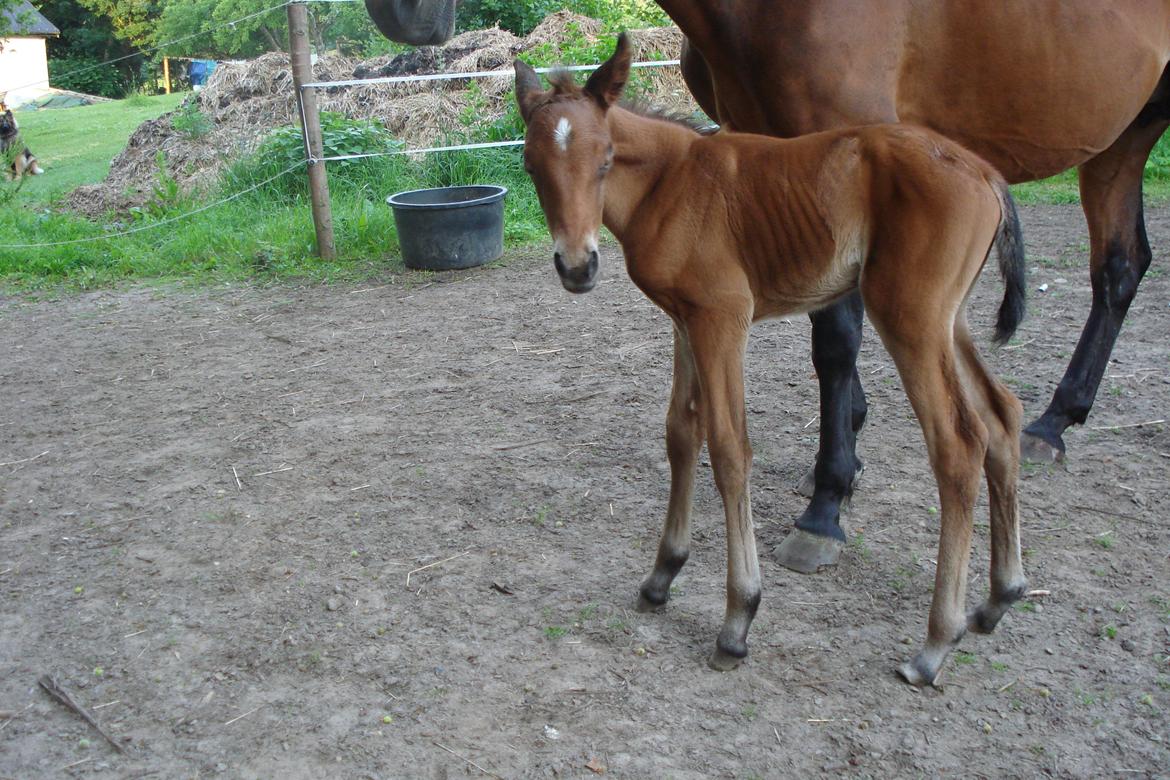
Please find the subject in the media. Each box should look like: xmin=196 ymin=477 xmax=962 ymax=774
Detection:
xmin=554 ymin=249 xmax=600 ymax=293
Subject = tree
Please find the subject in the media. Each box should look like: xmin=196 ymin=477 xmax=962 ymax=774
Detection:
xmin=156 ymin=0 xmax=378 ymax=59
xmin=34 ymin=0 xmax=140 ymax=98
xmin=76 ymin=0 xmax=161 ymax=51
xmin=155 ymin=0 xmax=274 ymax=59
xmin=457 ymin=0 xmax=667 ymax=36
xmin=39 ymin=0 xmax=133 ymax=62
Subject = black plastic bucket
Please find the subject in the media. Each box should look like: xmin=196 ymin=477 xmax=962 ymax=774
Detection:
xmin=387 ymin=185 xmax=508 ymax=271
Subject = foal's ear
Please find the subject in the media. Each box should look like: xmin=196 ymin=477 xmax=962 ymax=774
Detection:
xmin=514 ymin=59 xmax=544 ymax=124
xmin=584 ymin=32 xmax=632 ymax=110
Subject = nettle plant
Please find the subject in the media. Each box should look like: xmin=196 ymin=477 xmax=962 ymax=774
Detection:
xmin=261 ymin=112 xmax=400 ymax=172
xmin=171 ymin=100 xmax=214 ymax=139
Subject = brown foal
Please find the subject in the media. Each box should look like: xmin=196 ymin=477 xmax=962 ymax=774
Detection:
xmin=516 ymin=36 xmax=1028 ymax=685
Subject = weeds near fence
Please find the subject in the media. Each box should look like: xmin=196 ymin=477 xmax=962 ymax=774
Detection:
xmin=6 ymin=51 xmax=1170 ymax=291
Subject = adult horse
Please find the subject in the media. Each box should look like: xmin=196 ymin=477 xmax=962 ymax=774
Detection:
xmin=365 ymin=0 xmax=1170 ymax=572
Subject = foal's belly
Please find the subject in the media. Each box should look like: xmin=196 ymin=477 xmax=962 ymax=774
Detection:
xmin=750 ymin=235 xmax=865 ymax=322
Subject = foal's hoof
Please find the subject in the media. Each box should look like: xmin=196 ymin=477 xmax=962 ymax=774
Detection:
xmin=794 ymin=459 xmax=865 ymax=498
xmin=897 ymin=638 xmax=963 ymax=688
xmin=968 ymin=583 xmax=1027 ymax=634
xmin=1020 ymin=431 xmax=1065 ymax=464
xmin=707 ymin=646 xmax=747 ymax=671
xmin=774 ymin=528 xmax=843 ymax=574
xmin=967 ymin=603 xmax=1006 ymax=635
xmin=897 ymin=658 xmax=940 ymax=688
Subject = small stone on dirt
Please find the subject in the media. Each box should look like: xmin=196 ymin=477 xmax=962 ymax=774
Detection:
xmin=326 ymin=597 xmax=341 ymax=612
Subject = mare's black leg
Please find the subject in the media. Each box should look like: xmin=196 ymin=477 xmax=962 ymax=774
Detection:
xmin=679 ymin=37 xmax=719 ymax=123
xmin=1021 ymin=98 xmax=1170 ymax=462
xmin=775 ymin=291 xmax=866 ymax=573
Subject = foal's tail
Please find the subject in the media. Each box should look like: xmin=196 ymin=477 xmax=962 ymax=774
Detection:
xmin=992 ymin=181 xmax=1026 ymax=346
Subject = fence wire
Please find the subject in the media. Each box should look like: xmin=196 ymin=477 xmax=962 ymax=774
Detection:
xmin=3 ymin=10 xmax=686 ymax=252
xmin=0 ymin=161 xmax=304 ymax=250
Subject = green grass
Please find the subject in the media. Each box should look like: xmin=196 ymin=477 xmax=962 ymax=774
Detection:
xmin=1012 ymin=173 xmax=1170 ymax=205
xmin=1011 ymin=134 xmax=1170 ymax=205
xmin=6 ymin=87 xmax=1170 ymax=291
xmin=1010 ymin=175 xmax=1083 ymax=206
xmin=0 ymin=94 xmax=546 ymax=290
xmin=10 ymin=93 xmax=187 ymax=204
xmin=954 ymin=651 xmax=977 ymax=666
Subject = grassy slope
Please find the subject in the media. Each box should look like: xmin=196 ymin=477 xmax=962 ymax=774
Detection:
xmin=11 ymin=93 xmax=187 ymax=204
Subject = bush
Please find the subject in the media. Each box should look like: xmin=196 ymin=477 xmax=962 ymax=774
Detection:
xmin=48 ymin=56 xmax=129 ymax=99
xmin=171 ymin=101 xmax=214 ymax=139
xmin=458 ymin=0 xmax=667 ymax=36
xmin=225 ymin=112 xmax=414 ymax=199
xmin=457 ymin=0 xmax=547 ymax=35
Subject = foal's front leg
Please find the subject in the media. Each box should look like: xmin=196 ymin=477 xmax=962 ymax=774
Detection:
xmin=638 ymin=325 xmax=704 ymax=610
xmin=688 ymin=315 xmax=761 ymax=670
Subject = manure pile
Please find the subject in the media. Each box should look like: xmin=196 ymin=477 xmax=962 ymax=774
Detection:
xmin=65 ymin=13 xmax=692 ymax=217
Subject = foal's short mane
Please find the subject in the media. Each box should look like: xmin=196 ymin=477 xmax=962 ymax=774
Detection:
xmin=619 ymin=100 xmax=717 ymax=135
xmin=542 ymin=68 xmax=716 ymax=135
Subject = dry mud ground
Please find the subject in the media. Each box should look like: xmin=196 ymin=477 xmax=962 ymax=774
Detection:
xmin=1 ymin=204 xmax=1168 ymax=779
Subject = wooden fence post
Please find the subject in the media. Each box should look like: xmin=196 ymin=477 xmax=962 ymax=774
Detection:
xmin=287 ymin=0 xmax=337 ymax=260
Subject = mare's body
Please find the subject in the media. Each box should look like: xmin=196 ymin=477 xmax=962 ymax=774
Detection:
xmin=667 ymin=0 xmax=1170 ymax=567
xmin=367 ymin=0 xmax=1170 ymax=573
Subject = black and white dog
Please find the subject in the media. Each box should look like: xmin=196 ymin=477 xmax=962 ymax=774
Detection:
xmin=0 ymin=107 xmax=44 ymax=179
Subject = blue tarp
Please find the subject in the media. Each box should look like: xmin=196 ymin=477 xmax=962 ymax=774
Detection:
xmin=188 ymin=60 xmax=218 ymax=87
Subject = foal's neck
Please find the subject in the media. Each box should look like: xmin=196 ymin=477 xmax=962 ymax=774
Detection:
xmin=602 ymin=107 xmax=698 ymax=241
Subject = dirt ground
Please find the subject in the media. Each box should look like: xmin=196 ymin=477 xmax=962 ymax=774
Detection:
xmin=1 ymin=204 xmax=1168 ymax=779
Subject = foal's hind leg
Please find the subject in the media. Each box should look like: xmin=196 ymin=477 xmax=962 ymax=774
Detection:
xmin=1022 ymin=100 xmax=1170 ymax=461
xmin=864 ymin=301 xmax=987 ymax=687
xmin=953 ymin=320 xmax=1028 ymax=633
xmin=639 ymin=325 xmax=704 ymax=610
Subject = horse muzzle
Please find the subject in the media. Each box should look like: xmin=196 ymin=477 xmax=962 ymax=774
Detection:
xmin=554 ymin=249 xmax=600 ymax=294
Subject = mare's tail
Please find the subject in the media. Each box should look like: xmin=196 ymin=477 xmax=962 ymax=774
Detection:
xmin=992 ymin=181 xmax=1026 ymax=346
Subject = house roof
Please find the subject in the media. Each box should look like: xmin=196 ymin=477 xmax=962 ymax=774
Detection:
xmin=2 ymin=1 xmax=60 ymax=37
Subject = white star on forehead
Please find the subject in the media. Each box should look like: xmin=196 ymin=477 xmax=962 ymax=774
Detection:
xmin=554 ymin=116 xmax=572 ymax=151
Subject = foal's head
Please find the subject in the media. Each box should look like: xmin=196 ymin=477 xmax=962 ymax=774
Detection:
xmin=514 ymin=34 xmax=632 ymax=293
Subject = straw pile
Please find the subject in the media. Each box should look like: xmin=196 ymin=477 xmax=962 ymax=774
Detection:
xmin=64 ymin=13 xmax=692 ymax=217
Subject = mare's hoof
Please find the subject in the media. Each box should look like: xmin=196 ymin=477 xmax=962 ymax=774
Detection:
xmin=775 ymin=528 xmax=843 ymax=574
xmin=707 ymin=646 xmax=747 ymax=671
xmin=1020 ymin=431 xmax=1064 ymax=464
xmin=897 ymin=655 xmax=942 ymax=688
xmin=635 ymin=592 xmax=667 ymax=613
xmin=794 ymin=459 xmax=865 ymax=498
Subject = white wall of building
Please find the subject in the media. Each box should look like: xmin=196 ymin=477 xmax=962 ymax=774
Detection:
xmin=0 ymin=36 xmax=50 ymax=104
